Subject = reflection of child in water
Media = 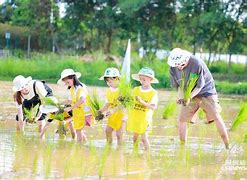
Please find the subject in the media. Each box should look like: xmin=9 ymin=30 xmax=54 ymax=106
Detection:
xmin=40 ymin=105 xmax=76 ymax=139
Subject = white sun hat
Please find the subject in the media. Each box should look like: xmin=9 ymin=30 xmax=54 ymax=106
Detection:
xmin=99 ymin=67 xmax=120 ymax=80
xmin=12 ymin=75 xmax=32 ymax=92
xmin=40 ymin=105 xmax=59 ymax=114
xmin=132 ymin=67 xmax=159 ymax=83
xmin=57 ymin=68 xmax=81 ymax=85
xmin=167 ymin=48 xmax=192 ymax=67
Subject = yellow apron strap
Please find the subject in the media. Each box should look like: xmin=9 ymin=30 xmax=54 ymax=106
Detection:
xmin=76 ymin=88 xmax=82 ymax=101
xmin=70 ymin=86 xmax=75 ymax=103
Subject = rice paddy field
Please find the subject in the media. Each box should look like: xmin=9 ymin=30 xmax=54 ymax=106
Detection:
xmin=0 ymin=81 xmax=246 ymax=179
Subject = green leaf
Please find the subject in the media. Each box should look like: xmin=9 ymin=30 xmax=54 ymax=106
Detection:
xmin=230 ymin=103 xmax=247 ymax=130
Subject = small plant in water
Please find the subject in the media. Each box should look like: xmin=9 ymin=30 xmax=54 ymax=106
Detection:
xmin=23 ymin=104 xmax=39 ymax=123
xmin=230 ymin=103 xmax=247 ymax=130
xmin=230 ymin=102 xmax=247 ymax=141
xmin=162 ymin=101 xmax=176 ymax=119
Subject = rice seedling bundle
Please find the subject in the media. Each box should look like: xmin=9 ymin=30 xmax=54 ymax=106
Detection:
xmin=23 ymin=104 xmax=39 ymax=123
xmin=181 ymin=72 xmax=199 ymax=106
xmin=118 ymin=76 xmax=134 ymax=109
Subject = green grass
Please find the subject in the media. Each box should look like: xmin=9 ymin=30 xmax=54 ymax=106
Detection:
xmin=215 ymin=81 xmax=247 ymax=95
xmin=0 ymin=53 xmax=246 ymax=94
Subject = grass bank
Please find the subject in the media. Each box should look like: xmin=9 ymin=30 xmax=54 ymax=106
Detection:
xmin=0 ymin=53 xmax=246 ymax=94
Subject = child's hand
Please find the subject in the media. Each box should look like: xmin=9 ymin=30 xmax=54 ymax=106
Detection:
xmin=64 ymin=107 xmax=72 ymax=112
xmin=95 ymin=111 xmax=104 ymax=121
xmin=176 ymin=99 xmax=184 ymax=105
xmin=135 ymin=96 xmax=143 ymax=103
xmin=105 ymin=111 xmax=112 ymax=117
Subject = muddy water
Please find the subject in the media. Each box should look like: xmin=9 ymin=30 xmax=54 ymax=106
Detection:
xmin=0 ymin=81 xmax=246 ymax=179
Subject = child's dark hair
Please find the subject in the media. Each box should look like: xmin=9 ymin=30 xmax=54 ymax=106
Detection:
xmin=14 ymin=91 xmax=22 ymax=105
xmin=104 ymin=76 xmax=119 ymax=82
xmin=63 ymin=75 xmax=83 ymax=89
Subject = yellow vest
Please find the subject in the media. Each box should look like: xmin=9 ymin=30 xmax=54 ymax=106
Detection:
xmin=127 ymin=86 xmax=157 ymax=134
xmin=106 ymin=88 xmax=124 ymax=130
xmin=70 ymin=86 xmax=85 ymax=130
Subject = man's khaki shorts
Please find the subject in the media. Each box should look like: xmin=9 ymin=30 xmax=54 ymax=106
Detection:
xmin=179 ymin=95 xmax=222 ymax=123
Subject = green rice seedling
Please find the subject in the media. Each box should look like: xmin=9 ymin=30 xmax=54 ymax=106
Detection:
xmin=87 ymin=92 xmax=103 ymax=120
xmin=181 ymin=72 xmax=199 ymax=106
xmin=230 ymin=103 xmax=247 ymax=130
xmin=23 ymin=104 xmax=39 ymax=123
xmin=118 ymin=76 xmax=134 ymax=109
xmin=56 ymin=121 xmax=67 ymax=138
xmin=98 ymin=145 xmax=110 ymax=179
xmin=43 ymin=143 xmax=53 ymax=179
xmin=32 ymin=153 xmax=39 ymax=176
xmin=162 ymin=101 xmax=176 ymax=119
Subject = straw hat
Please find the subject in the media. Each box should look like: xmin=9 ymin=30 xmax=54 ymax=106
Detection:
xmin=12 ymin=75 xmax=32 ymax=92
xmin=167 ymin=48 xmax=192 ymax=67
xmin=132 ymin=67 xmax=159 ymax=83
xmin=40 ymin=105 xmax=59 ymax=114
xmin=99 ymin=67 xmax=120 ymax=80
xmin=57 ymin=68 xmax=81 ymax=85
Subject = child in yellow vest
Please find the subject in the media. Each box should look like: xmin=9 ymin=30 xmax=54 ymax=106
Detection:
xmin=98 ymin=67 xmax=127 ymax=146
xmin=127 ymin=67 xmax=159 ymax=150
xmin=57 ymin=68 xmax=89 ymax=143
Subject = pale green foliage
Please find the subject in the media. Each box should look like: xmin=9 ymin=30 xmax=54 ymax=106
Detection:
xmin=231 ymin=103 xmax=247 ymax=130
xmin=181 ymin=72 xmax=199 ymax=102
xmin=41 ymin=96 xmax=65 ymax=121
xmin=162 ymin=101 xmax=176 ymax=119
xmin=118 ymin=76 xmax=134 ymax=109
xmin=23 ymin=104 xmax=39 ymax=123
xmin=87 ymin=93 xmax=102 ymax=117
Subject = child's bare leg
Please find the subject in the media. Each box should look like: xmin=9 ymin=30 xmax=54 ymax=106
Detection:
xmin=81 ymin=129 xmax=87 ymax=142
xmin=116 ymin=121 xmax=126 ymax=146
xmin=76 ymin=129 xmax=83 ymax=143
xmin=37 ymin=120 xmax=45 ymax=133
xmin=133 ymin=133 xmax=139 ymax=149
xmin=105 ymin=126 xmax=113 ymax=144
xmin=141 ymin=132 xmax=150 ymax=150
xmin=68 ymin=121 xmax=76 ymax=139
xmin=40 ymin=122 xmax=52 ymax=138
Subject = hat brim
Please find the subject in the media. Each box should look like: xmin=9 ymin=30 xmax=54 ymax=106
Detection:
xmin=12 ymin=76 xmax=32 ymax=92
xmin=132 ymin=74 xmax=159 ymax=83
xmin=40 ymin=105 xmax=59 ymax=114
xmin=57 ymin=72 xmax=81 ymax=85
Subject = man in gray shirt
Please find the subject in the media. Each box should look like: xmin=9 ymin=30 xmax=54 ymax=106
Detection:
xmin=168 ymin=48 xmax=229 ymax=149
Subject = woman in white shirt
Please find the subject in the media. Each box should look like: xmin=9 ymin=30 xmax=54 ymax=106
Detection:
xmin=13 ymin=75 xmax=53 ymax=132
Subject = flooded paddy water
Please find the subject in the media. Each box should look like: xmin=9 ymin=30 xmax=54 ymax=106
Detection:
xmin=0 ymin=81 xmax=246 ymax=179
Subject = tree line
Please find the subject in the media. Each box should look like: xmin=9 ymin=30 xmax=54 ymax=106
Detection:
xmin=0 ymin=0 xmax=246 ymax=63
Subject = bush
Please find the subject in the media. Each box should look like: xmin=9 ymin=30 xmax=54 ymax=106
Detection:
xmin=0 ymin=53 xmax=246 ymax=95
xmin=215 ymin=81 xmax=247 ymax=95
